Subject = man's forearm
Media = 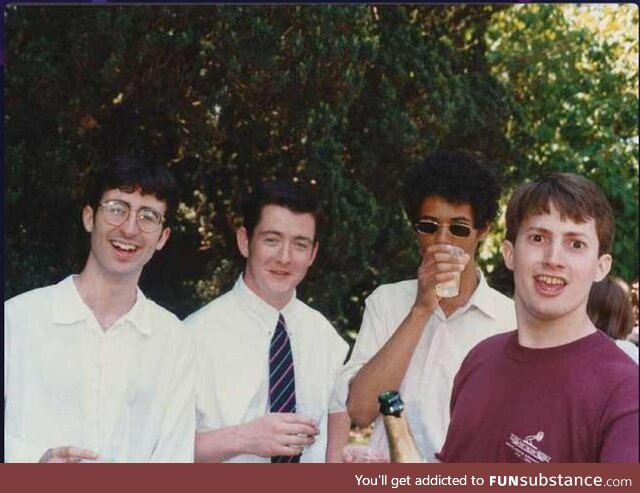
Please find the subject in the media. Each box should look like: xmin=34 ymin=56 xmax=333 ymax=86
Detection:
xmin=347 ymin=305 xmax=432 ymax=427
xmin=195 ymin=424 xmax=249 ymax=463
xmin=325 ymin=411 xmax=351 ymax=463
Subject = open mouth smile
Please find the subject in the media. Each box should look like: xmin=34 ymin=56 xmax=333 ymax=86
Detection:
xmin=110 ymin=240 xmax=140 ymax=255
xmin=534 ymin=274 xmax=567 ymax=295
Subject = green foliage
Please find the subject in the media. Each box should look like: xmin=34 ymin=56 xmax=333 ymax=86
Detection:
xmin=5 ymin=5 xmax=637 ymax=340
xmin=486 ymin=4 xmax=639 ymax=288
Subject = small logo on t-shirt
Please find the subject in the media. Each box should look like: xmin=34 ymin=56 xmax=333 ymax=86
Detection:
xmin=506 ymin=431 xmax=552 ymax=463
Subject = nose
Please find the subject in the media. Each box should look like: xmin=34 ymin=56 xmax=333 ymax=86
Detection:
xmin=434 ymin=223 xmax=450 ymax=244
xmin=277 ymin=242 xmax=292 ymax=264
xmin=119 ymin=210 xmax=141 ymax=236
xmin=542 ymin=238 xmax=564 ymax=268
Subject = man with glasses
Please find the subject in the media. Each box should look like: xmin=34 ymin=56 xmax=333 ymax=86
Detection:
xmin=4 ymin=155 xmax=195 ymax=462
xmin=338 ymin=150 xmax=516 ymax=462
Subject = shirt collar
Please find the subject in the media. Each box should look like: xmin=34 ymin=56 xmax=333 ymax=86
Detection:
xmin=462 ymin=269 xmax=498 ymax=319
xmin=233 ymin=275 xmax=298 ymax=334
xmin=437 ymin=269 xmax=498 ymax=320
xmin=120 ymin=290 xmax=150 ymax=336
xmin=52 ymin=275 xmax=151 ymax=336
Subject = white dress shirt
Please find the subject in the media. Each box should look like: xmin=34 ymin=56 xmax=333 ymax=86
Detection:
xmin=336 ymin=270 xmax=516 ymax=461
xmin=4 ymin=275 xmax=196 ymax=463
xmin=185 ymin=275 xmax=349 ymax=463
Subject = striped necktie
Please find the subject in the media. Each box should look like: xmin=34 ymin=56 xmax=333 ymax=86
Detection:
xmin=269 ymin=314 xmax=300 ymax=463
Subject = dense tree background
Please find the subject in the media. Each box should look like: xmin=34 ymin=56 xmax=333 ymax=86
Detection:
xmin=5 ymin=5 xmax=638 ymax=342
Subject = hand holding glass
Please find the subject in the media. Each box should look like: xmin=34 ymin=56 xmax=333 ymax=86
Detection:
xmin=435 ymin=245 xmax=467 ymax=298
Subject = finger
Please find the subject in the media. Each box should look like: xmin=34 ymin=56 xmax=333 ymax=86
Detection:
xmin=349 ymin=446 xmax=390 ymax=463
xmin=420 ymin=254 xmax=464 ymax=271
xmin=431 ymin=251 xmax=458 ymax=263
xmin=285 ymin=422 xmax=319 ymax=436
xmin=66 ymin=446 xmax=100 ymax=460
xmin=285 ymin=434 xmax=315 ymax=447
xmin=43 ymin=446 xmax=75 ymax=461
xmin=287 ymin=444 xmax=305 ymax=454
xmin=272 ymin=443 xmax=299 ymax=456
xmin=434 ymin=261 xmax=465 ymax=273
xmin=368 ymin=455 xmax=390 ymax=463
xmin=417 ymin=264 xmax=458 ymax=287
xmin=279 ymin=413 xmax=318 ymax=427
xmin=434 ymin=272 xmax=460 ymax=283
xmin=426 ymin=243 xmax=458 ymax=255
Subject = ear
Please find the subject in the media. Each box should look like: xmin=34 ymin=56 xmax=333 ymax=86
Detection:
xmin=308 ymin=242 xmax=319 ymax=267
xmin=502 ymin=240 xmax=515 ymax=271
xmin=82 ymin=205 xmax=95 ymax=233
xmin=155 ymin=227 xmax=171 ymax=251
xmin=594 ymin=253 xmax=612 ymax=282
xmin=236 ymin=226 xmax=250 ymax=259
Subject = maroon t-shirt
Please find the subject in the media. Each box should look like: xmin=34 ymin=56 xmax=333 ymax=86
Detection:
xmin=437 ymin=330 xmax=638 ymax=463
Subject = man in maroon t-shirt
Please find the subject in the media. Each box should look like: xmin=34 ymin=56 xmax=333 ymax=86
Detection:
xmin=437 ymin=173 xmax=638 ymax=463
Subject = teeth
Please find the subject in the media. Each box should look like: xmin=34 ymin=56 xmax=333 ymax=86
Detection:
xmin=536 ymin=275 xmax=565 ymax=286
xmin=111 ymin=240 xmax=137 ymax=251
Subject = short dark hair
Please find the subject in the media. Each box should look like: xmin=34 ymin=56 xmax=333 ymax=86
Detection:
xmin=505 ymin=173 xmax=615 ymax=256
xmin=588 ymin=276 xmax=634 ymax=340
xmin=402 ymin=150 xmax=501 ymax=229
xmin=241 ymin=180 xmax=321 ymax=241
xmin=83 ymin=154 xmax=178 ymax=224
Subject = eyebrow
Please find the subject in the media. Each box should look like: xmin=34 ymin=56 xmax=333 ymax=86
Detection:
xmin=260 ymin=230 xmax=314 ymax=243
xmin=525 ymin=226 xmax=590 ymax=238
xmin=106 ymin=199 xmax=162 ymax=215
xmin=421 ymin=215 xmax=471 ymax=223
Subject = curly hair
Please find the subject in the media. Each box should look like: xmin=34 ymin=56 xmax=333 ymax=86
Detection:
xmin=83 ymin=154 xmax=178 ymax=224
xmin=402 ymin=150 xmax=501 ymax=229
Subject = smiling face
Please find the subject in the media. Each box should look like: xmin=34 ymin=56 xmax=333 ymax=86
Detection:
xmin=502 ymin=202 xmax=611 ymax=327
xmin=82 ymin=188 xmax=170 ymax=284
xmin=237 ymin=204 xmax=318 ymax=310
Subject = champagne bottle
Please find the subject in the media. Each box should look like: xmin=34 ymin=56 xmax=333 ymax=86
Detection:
xmin=378 ymin=390 xmax=423 ymax=463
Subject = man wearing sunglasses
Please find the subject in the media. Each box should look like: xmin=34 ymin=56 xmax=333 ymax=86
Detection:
xmin=4 ymin=155 xmax=195 ymax=462
xmin=338 ymin=150 xmax=516 ymax=462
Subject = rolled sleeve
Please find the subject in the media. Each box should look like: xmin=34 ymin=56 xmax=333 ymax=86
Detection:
xmin=328 ymin=333 xmax=350 ymax=413
xmin=335 ymin=292 xmax=389 ymax=408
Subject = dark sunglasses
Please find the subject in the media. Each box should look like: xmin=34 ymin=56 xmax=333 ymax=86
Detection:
xmin=413 ymin=220 xmax=472 ymax=238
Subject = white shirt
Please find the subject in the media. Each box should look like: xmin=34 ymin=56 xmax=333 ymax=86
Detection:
xmin=336 ymin=270 xmax=516 ymax=461
xmin=185 ymin=275 xmax=349 ymax=463
xmin=4 ymin=275 xmax=196 ymax=463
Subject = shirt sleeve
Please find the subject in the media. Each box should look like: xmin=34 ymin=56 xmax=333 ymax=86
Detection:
xmin=149 ymin=329 xmax=196 ymax=463
xmin=333 ymin=289 xmax=390 ymax=411
xmin=4 ymin=300 xmax=51 ymax=463
xmin=327 ymin=329 xmax=350 ymax=413
xmin=4 ymin=302 xmax=10 ymax=401
xmin=599 ymin=375 xmax=639 ymax=463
